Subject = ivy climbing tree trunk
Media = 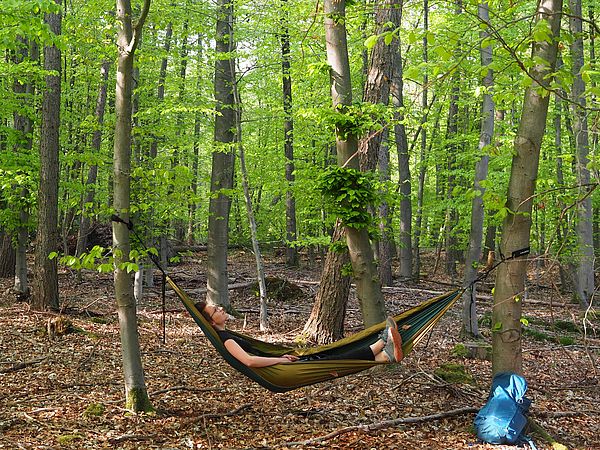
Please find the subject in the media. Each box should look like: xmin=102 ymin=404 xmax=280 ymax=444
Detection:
xmin=32 ymin=0 xmax=61 ymax=311
xmin=461 ymin=1 xmax=493 ymax=338
xmin=569 ymin=0 xmax=594 ymax=308
xmin=492 ymin=0 xmax=563 ymax=375
xmin=324 ymin=0 xmax=385 ymax=327
xmin=112 ymin=0 xmax=152 ymax=412
xmin=206 ymin=0 xmax=236 ymax=310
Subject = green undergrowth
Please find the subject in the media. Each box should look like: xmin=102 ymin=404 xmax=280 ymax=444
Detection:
xmin=434 ymin=363 xmax=474 ymax=384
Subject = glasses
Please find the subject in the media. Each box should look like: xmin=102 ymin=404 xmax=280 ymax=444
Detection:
xmin=209 ymin=306 xmax=224 ymax=320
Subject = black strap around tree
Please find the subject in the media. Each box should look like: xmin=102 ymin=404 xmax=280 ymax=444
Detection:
xmin=111 ymin=215 xmax=168 ymax=344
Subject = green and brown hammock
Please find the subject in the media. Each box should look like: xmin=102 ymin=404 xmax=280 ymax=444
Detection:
xmin=168 ymin=277 xmax=462 ymax=393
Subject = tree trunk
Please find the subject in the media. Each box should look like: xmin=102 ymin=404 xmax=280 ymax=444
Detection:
xmin=324 ymin=0 xmax=386 ymax=326
xmin=492 ymin=0 xmax=563 ymax=375
xmin=414 ymin=0 xmax=429 ymax=280
xmin=569 ymin=0 xmax=594 ymax=308
xmin=232 ymin=67 xmax=269 ymax=331
xmin=444 ymin=0 xmax=462 ymax=278
xmin=461 ymin=1 xmax=494 ymax=339
xmin=280 ymin=0 xmax=299 ymax=267
xmin=32 ymin=2 xmax=61 ymax=311
xmin=0 ymin=231 xmax=15 ymax=278
xmin=12 ymin=37 xmax=37 ymax=295
xmin=359 ymin=0 xmax=401 ymax=287
xmin=206 ymin=0 xmax=236 ymax=309
xmin=76 ymin=60 xmax=110 ymax=257
xmin=113 ymin=0 xmax=152 ymax=413
xmin=390 ymin=3 xmax=412 ymax=281
xmin=303 ymin=223 xmax=350 ymax=343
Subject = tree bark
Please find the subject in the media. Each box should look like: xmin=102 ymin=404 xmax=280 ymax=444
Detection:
xmin=413 ymin=0 xmax=429 ymax=280
xmin=32 ymin=2 xmax=61 ymax=311
xmin=303 ymin=223 xmax=350 ymax=343
xmin=492 ymin=0 xmax=563 ymax=375
xmin=569 ymin=0 xmax=594 ymax=308
xmin=359 ymin=0 xmax=401 ymax=287
xmin=461 ymin=1 xmax=494 ymax=338
xmin=390 ymin=1 xmax=412 ymax=281
xmin=76 ymin=60 xmax=111 ymax=257
xmin=280 ymin=0 xmax=299 ymax=267
xmin=206 ymin=0 xmax=236 ymax=309
xmin=324 ymin=0 xmax=386 ymax=326
xmin=113 ymin=0 xmax=152 ymax=413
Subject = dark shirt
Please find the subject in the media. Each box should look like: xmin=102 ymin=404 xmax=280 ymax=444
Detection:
xmin=216 ymin=329 xmax=270 ymax=357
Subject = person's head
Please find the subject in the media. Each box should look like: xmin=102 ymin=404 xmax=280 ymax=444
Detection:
xmin=194 ymin=300 xmax=227 ymax=326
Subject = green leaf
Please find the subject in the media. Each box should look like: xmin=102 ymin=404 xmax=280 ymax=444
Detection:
xmin=520 ymin=318 xmax=529 ymax=326
xmin=492 ymin=322 xmax=503 ymax=331
xmin=364 ymin=34 xmax=379 ymax=49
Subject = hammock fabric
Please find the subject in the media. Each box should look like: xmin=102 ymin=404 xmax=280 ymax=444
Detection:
xmin=168 ymin=276 xmax=462 ymax=393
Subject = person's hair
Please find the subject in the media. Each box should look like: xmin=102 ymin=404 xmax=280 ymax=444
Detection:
xmin=194 ymin=300 xmax=212 ymax=322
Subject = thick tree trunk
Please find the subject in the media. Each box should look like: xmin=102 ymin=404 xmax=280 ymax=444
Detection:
xmin=32 ymin=2 xmax=61 ymax=311
xmin=492 ymin=0 xmax=562 ymax=375
xmin=0 ymin=231 xmax=15 ymax=278
xmin=324 ymin=0 xmax=385 ymax=326
xmin=113 ymin=0 xmax=152 ymax=413
xmin=303 ymin=224 xmax=350 ymax=343
xmin=359 ymin=0 xmax=401 ymax=287
xmin=461 ymin=1 xmax=493 ymax=338
xmin=206 ymin=0 xmax=236 ymax=309
xmin=569 ymin=0 xmax=594 ymax=308
xmin=76 ymin=60 xmax=110 ymax=257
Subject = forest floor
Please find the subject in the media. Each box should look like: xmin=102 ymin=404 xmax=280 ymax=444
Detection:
xmin=0 ymin=250 xmax=599 ymax=449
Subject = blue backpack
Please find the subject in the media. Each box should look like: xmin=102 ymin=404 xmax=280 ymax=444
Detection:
xmin=474 ymin=372 xmax=533 ymax=446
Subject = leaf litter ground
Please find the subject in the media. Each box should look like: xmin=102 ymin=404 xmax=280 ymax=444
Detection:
xmin=0 ymin=251 xmax=599 ymax=449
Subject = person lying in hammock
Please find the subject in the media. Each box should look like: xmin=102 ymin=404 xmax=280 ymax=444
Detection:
xmin=194 ymin=300 xmax=403 ymax=368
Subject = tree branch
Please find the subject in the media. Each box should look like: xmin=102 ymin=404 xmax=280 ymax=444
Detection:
xmin=283 ymin=406 xmax=479 ymax=447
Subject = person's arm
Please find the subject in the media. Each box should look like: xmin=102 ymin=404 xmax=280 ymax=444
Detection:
xmin=224 ymin=339 xmax=298 ymax=368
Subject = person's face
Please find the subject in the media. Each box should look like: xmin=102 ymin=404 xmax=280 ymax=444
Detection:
xmin=204 ymin=304 xmax=227 ymax=326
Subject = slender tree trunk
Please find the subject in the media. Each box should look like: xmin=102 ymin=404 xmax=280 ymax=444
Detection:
xmin=12 ymin=37 xmax=37 ymax=295
xmin=444 ymin=0 xmax=462 ymax=278
xmin=232 ymin=67 xmax=269 ymax=331
xmin=390 ymin=2 xmax=412 ymax=281
xmin=492 ymin=0 xmax=563 ymax=375
xmin=187 ymin=34 xmax=203 ymax=245
xmin=413 ymin=0 xmax=429 ymax=280
xmin=76 ymin=60 xmax=111 ymax=257
xmin=324 ymin=0 xmax=386 ymax=326
xmin=280 ymin=0 xmax=299 ymax=267
xmin=32 ymin=2 xmax=61 ymax=311
xmin=206 ymin=0 xmax=236 ymax=309
xmin=461 ymin=1 xmax=493 ymax=339
xmin=569 ymin=0 xmax=594 ymax=308
xmin=113 ymin=0 xmax=152 ymax=412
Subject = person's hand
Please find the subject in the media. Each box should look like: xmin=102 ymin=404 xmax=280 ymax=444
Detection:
xmin=282 ymin=354 xmax=299 ymax=362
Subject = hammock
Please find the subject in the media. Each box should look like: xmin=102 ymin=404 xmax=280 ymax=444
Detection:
xmin=168 ymin=277 xmax=462 ymax=393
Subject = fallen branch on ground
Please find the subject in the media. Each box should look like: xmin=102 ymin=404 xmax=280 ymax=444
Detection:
xmin=283 ymin=406 xmax=479 ymax=447
xmin=0 ymin=357 xmax=47 ymax=373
